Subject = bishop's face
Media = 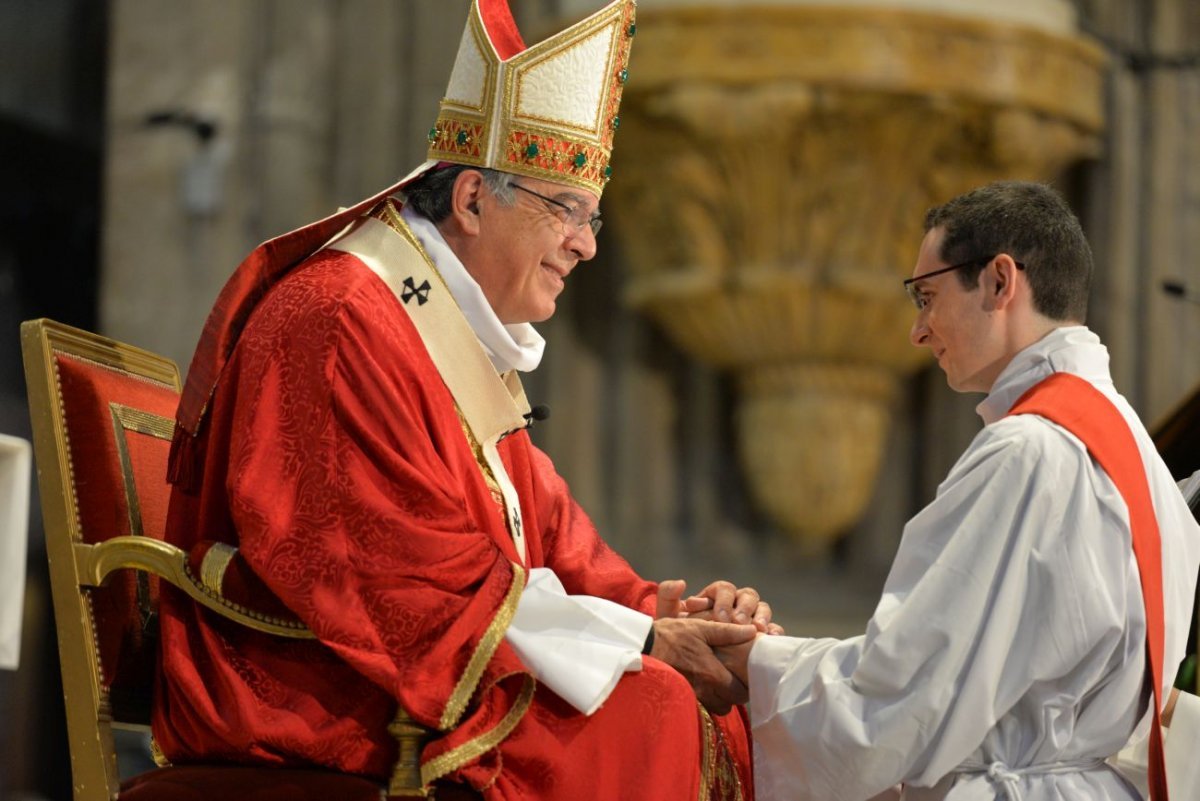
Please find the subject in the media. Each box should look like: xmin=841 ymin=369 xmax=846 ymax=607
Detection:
xmin=907 ymin=227 xmax=1005 ymax=394
xmin=468 ymin=177 xmax=599 ymax=324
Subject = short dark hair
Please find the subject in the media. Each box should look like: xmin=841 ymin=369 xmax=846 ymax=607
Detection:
xmin=401 ymin=165 xmax=515 ymax=223
xmin=923 ymin=181 xmax=1092 ymax=322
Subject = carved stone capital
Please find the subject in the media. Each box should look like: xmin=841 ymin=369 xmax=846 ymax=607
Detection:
xmin=738 ymin=364 xmax=895 ymax=549
xmin=606 ymin=5 xmax=1107 ymax=551
xmin=625 ymin=6 xmax=1105 ymax=130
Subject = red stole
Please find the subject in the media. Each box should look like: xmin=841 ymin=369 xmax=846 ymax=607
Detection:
xmin=1009 ymin=371 xmax=1169 ymax=801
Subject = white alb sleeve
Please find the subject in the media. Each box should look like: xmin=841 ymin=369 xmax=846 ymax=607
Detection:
xmin=504 ymin=567 xmax=653 ymax=716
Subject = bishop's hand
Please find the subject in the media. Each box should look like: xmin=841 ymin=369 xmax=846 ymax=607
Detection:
xmin=648 ymin=617 xmax=756 ymax=714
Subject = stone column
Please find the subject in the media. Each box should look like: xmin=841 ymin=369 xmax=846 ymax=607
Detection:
xmin=1081 ymin=0 xmax=1200 ymax=424
xmin=605 ymin=3 xmax=1107 ymax=553
xmin=101 ymin=0 xmax=466 ymax=369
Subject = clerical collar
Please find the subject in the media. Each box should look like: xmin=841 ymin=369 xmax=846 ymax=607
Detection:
xmin=976 ymin=325 xmax=1113 ymax=425
xmin=399 ymin=202 xmax=546 ymax=374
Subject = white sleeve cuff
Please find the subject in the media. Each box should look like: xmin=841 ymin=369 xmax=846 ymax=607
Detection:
xmin=504 ymin=567 xmax=652 ymax=716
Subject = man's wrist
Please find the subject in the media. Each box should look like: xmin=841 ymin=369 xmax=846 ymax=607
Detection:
xmin=641 ymin=621 xmax=656 ymax=655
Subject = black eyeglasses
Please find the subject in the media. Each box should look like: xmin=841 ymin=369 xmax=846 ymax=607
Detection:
xmin=510 ymin=182 xmax=603 ymax=236
xmin=902 ymin=255 xmax=1024 ymax=310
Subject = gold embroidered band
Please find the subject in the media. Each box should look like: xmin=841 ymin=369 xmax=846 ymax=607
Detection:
xmin=421 ymin=673 xmax=536 ymax=787
xmin=440 ymin=562 xmax=527 ymax=731
xmin=198 ymin=542 xmax=238 ymax=596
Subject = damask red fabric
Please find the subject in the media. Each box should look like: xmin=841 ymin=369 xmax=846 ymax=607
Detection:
xmin=169 ymin=180 xmax=404 ymax=476
xmin=154 ymin=249 xmax=752 ymax=799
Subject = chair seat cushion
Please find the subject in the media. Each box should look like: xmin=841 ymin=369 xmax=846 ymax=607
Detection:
xmin=120 ymin=764 xmax=387 ymax=801
xmin=120 ymin=765 xmax=484 ymax=800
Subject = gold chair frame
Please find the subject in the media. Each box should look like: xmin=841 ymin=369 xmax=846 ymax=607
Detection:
xmin=22 ymin=318 xmax=431 ymax=800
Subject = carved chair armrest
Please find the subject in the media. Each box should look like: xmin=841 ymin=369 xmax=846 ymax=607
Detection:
xmin=76 ymin=535 xmax=439 ymax=797
xmin=76 ymin=536 xmax=313 ymax=638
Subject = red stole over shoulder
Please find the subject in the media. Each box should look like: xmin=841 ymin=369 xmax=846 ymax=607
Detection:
xmin=1008 ymin=371 xmax=1169 ymax=801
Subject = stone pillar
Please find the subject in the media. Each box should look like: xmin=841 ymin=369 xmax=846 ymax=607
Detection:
xmin=606 ymin=3 xmax=1107 ymax=553
xmin=102 ymin=0 xmax=344 ymax=367
xmin=1082 ymin=0 xmax=1200 ymax=424
xmin=101 ymin=0 xmax=467 ymax=369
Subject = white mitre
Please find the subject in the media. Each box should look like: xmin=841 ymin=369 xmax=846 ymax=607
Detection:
xmin=426 ymin=0 xmax=637 ymax=198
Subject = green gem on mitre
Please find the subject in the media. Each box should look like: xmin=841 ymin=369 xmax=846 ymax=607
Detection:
xmin=627 ymin=22 xmax=636 ymax=37
xmin=427 ymin=127 xmax=439 ymax=143
xmin=604 ymin=164 xmax=614 ymax=179
xmin=573 ymin=152 xmax=587 ymax=169
xmin=525 ymin=142 xmax=540 ymax=159
xmin=612 ymin=116 xmax=621 ymax=130
xmin=619 ymin=69 xmax=629 ymax=84
xmin=456 ymin=130 xmax=470 ymax=146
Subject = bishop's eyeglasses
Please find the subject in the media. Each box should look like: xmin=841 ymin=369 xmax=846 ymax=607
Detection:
xmin=510 ymin=182 xmax=603 ymax=236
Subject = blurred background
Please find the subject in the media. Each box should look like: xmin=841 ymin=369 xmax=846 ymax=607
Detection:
xmin=1 ymin=0 xmax=1198 ymax=798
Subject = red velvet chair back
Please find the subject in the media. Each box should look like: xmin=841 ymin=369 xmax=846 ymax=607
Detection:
xmin=22 ymin=319 xmax=181 ymax=798
xmin=58 ymin=334 xmax=179 ymax=722
xmin=22 ymin=320 xmax=412 ymax=801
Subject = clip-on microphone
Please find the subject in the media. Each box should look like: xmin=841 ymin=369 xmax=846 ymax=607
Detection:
xmin=524 ymin=404 xmax=551 ymax=428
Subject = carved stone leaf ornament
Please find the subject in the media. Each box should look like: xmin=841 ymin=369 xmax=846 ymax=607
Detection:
xmin=605 ymin=4 xmax=1107 ymax=553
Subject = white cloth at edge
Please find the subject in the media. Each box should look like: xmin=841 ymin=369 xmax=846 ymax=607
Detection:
xmin=1111 ymin=471 xmax=1200 ymax=799
xmin=401 ymin=203 xmax=545 ymax=374
xmin=402 ymin=203 xmax=651 ymax=715
xmin=1165 ymin=691 xmax=1200 ymax=797
xmin=505 ymin=567 xmax=652 ymax=715
xmin=1115 ymin=690 xmax=1200 ymax=798
xmin=746 ymin=326 xmax=1200 ymax=801
xmin=0 ymin=434 xmax=32 ymax=670
xmin=1077 ymin=445 xmax=1199 ymax=796
xmin=1178 ymin=469 xmax=1200 ymax=505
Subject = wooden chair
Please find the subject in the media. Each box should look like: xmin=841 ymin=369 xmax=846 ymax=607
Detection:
xmin=21 ymin=319 xmax=435 ymax=801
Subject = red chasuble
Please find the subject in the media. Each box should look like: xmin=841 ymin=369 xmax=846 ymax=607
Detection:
xmin=154 ymin=212 xmax=752 ymax=799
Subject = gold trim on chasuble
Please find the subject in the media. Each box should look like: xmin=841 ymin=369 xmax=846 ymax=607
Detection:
xmin=421 ymin=565 xmax=534 ymax=787
xmin=697 ymin=706 xmax=745 ymax=801
xmin=324 ymin=202 xmax=540 ymax=786
xmin=456 ymin=405 xmax=509 ymax=516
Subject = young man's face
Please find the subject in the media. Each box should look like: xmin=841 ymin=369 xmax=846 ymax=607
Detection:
xmin=907 ymin=227 xmax=1004 ymax=394
xmin=467 ymin=176 xmax=599 ymax=324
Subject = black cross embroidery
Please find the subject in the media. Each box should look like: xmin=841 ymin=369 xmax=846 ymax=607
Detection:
xmin=511 ymin=509 xmax=523 ymax=540
xmin=401 ymin=277 xmax=432 ymax=305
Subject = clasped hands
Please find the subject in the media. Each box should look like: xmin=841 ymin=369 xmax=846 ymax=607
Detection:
xmin=646 ymin=579 xmax=783 ymax=714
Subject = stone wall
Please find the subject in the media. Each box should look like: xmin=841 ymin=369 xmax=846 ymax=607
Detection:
xmin=3 ymin=1 xmax=1197 ymax=795
xmin=98 ymin=0 xmax=1200 ymax=638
